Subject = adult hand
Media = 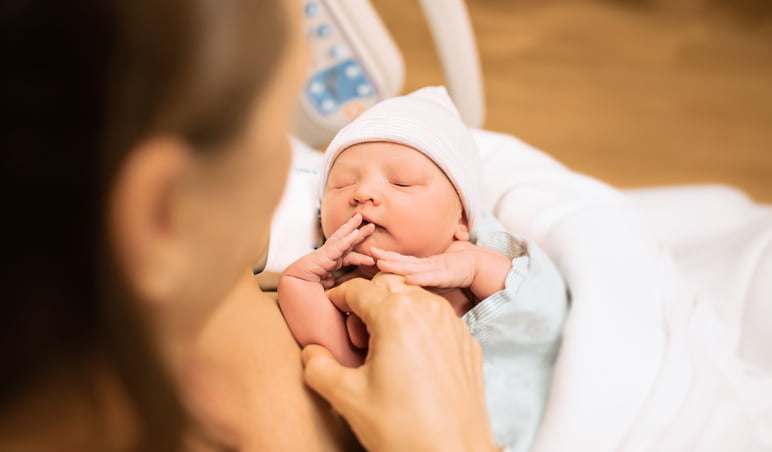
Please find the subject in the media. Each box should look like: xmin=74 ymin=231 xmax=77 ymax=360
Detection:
xmin=301 ymin=274 xmax=498 ymax=452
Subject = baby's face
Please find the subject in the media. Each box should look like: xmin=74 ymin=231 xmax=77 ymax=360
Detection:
xmin=321 ymin=142 xmax=469 ymax=258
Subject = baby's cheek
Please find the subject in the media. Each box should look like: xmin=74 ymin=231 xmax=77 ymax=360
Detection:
xmin=319 ymin=209 xmax=338 ymax=238
xmin=320 ymin=197 xmax=347 ymax=233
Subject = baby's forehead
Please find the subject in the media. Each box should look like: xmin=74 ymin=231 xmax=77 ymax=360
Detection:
xmin=329 ymin=141 xmax=446 ymax=172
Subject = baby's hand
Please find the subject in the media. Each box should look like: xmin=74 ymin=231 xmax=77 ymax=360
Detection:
xmin=285 ymin=214 xmax=375 ymax=288
xmin=371 ymin=241 xmax=511 ymax=300
xmin=370 ymin=241 xmax=479 ymax=289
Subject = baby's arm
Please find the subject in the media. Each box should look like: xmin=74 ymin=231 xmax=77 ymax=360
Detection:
xmin=278 ymin=214 xmax=375 ymax=367
xmin=371 ymin=241 xmax=512 ymax=301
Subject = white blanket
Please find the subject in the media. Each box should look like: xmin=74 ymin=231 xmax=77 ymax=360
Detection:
xmin=267 ymin=131 xmax=772 ymax=450
xmin=473 ymin=129 xmax=772 ymax=451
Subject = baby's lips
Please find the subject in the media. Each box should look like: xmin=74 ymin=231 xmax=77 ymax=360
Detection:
xmin=354 ymin=211 xmax=379 ymax=227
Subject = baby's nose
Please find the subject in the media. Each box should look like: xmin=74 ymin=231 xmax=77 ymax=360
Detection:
xmin=351 ymin=182 xmax=382 ymax=205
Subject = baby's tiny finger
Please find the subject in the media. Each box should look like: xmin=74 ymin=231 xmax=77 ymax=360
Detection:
xmin=343 ymin=252 xmax=376 ymax=267
xmin=370 ymin=247 xmax=410 ymax=261
xmin=336 ymin=228 xmax=371 ymax=256
xmin=376 ymin=259 xmax=416 ymax=276
xmin=357 ymin=222 xmax=376 ymax=237
xmin=347 ymin=212 xmax=363 ymax=227
xmin=328 ymin=213 xmax=363 ymax=242
xmin=321 ymin=275 xmax=336 ymax=289
xmin=345 ymin=222 xmax=375 ymax=247
xmin=405 ymin=269 xmax=454 ymax=288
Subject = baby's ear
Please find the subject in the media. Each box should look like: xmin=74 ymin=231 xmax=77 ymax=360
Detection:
xmin=453 ymin=220 xmax=470 ymax=242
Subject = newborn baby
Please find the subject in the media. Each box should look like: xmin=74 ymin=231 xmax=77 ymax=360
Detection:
xmin=278 ymin=86 xmax=568 ymax=450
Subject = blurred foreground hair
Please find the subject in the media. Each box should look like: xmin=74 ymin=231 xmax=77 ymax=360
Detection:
xmin=0 ymin=0 xmax=288 ymax=449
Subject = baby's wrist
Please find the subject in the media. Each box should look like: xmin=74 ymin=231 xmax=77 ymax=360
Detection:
xmin=468 ymin=247 xmax=510 ymax=300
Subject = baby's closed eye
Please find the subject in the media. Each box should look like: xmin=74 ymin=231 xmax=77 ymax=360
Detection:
xmin=329 ymin=177 xmax=356 ymax=189
xmin=390 ymin=176 xmax=423 ymax=187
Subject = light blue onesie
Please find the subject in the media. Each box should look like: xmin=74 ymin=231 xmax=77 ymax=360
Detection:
xmin=465 ymin=211 xmax=569 ymax=451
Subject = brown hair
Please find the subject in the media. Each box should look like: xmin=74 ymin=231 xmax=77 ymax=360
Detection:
xmin=0 ymin=0 xmax=288 ymax=449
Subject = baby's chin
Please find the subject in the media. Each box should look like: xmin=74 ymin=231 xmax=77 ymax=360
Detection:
xmin=354 ymin=235 xmax=397 ymax=257
xmin=354 ymin=230 xmax=377 ymax=250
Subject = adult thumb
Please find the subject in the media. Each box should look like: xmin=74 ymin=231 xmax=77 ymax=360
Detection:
xmin=301 ymin=344 xmax=363 ymax=414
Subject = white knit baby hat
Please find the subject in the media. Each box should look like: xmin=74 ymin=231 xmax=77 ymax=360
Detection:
xmin=321 ymin=86 xmax=481 ymax=230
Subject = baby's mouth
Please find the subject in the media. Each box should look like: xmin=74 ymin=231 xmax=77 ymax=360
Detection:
xmin=362 ymin=220 xmax=382 ymax=231
xmin=356 ymin=212 xmax=379 ymax=229
xmin=360 ymin=219 xmax=385 ymax=235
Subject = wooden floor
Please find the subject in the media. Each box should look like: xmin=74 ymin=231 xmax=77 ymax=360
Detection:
xmin=370 ymin=0 xmax=772 ymax=202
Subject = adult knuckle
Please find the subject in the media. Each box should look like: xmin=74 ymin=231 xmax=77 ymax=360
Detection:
xmin=389 ymin=293 xmax=414 ymax=309
xmin=378 ymin=293 xmax=414 ymax=323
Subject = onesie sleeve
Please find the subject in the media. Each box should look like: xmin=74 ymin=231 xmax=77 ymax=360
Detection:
xmin=463 ymin=216 xmax=569 ymax=353
xmin=462 ymin=211 xmax=569 ymax=451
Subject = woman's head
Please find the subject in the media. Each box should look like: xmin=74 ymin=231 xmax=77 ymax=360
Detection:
xmin=105 ymin=0 xmax=304 ymax=331
xmin=1 ymin=0 xmax=304 ymax=448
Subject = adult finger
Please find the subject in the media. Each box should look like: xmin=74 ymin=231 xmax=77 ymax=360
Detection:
xmin=326 ymin=275 xmax=420 ymax=328
xmin=325 ymin=277 xmax=384 ymax=321
xmin=369 ymin=272 xmax=416 ymax=293
xmin=301 ymin=345 xmax=365 ymax=414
